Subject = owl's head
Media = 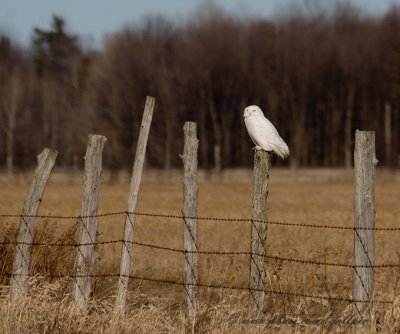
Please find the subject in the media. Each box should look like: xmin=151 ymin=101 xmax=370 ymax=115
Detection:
xmin=243 ymin=105 xmax=263 ymax=119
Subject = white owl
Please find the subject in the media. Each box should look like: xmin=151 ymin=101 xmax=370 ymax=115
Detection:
xmin=243 ymin=105 xmax=289 ymax=159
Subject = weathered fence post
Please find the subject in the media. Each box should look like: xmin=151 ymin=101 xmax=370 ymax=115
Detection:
xmin=115 ymin=96 xmax=155 ymax=312
xmin=11 ymin=148 xmax=58 ymax=298
xmin=353 ymin=130 xmax=376 ymax=314
xmin=180 ymin=122 xmax=199 ymax=318
xmin=249 ymin=149 xmax=270 ymax=312
xmin=73 ymin=134 xmax=107 ymax=307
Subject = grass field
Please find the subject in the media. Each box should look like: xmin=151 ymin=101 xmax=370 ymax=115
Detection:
xmin=1 ymin=168 xmax=400 ymax=333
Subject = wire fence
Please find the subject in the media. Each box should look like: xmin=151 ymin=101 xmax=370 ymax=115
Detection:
xmin=2 ymin=238 xmax=400 ymax=269
xmin=0 ymin=211 xmax=398 ymax=306
xmin=3 ymin=273 xmax=394 ymax=305
xmin=2 ymin=211 xmax=400 ymax=230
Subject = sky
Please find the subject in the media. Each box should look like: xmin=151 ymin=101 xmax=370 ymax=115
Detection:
xmin=0 ymin=0 xmax=399 ymax=48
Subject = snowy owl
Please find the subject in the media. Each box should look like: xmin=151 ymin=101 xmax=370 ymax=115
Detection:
xmin=243 ymin=105 xmax=289 ymax=159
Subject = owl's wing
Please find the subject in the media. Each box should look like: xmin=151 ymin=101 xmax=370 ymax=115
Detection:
xmin=259 ymin=116 xmax=283 ymax=142
xmin=245 ymin=115 xmax=289 ymax=158
xmin=255 ymin=116 xmax=286 ymax=146
xmin=259 ymin=116 xmax=289 ymax=158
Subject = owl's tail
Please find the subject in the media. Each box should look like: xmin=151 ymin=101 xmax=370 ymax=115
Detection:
xmin=274 ymin=142 xmax=290 ymax=159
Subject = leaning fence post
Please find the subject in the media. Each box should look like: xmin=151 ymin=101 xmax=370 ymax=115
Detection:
xmin=353 ymin=130 xmax=376 ymax=314
xmin=249 ymin=149 xmax=270 ymax=312
xmin=180 ymin=122 xmax=199 ymax=318
xmin=115 ymin=96 xmax=155 ymax=312
xmin=10 ymin=148 xmax=58 ymax=298
xmin=72 ymin=134 xmax=107 ymax=307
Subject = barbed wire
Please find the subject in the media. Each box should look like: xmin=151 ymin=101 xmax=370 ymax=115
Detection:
xmin=0 ymin=240 xmax=121 ymax=247
xmin=0 ymin=211 xmax=399 ymax=231
xmin=1 ymin=238 xmax=399 ymax=269
xmin=2 ymin=272 xmax=393 ymax=305
xmin=0 ymin=211 xmax=126 ymax=220
xmin=1 ymin=210 xmax=395 ymax=310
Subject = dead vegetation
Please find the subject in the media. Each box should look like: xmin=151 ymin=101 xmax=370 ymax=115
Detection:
xmin=0 ymin=169 xmax=400 ymax=333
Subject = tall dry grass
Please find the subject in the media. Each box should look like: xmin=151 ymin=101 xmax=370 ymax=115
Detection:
xmin=1 ymin=278 xmax=400 ymax=333
xmin=0 ymin=168 xmax=400 ymax=333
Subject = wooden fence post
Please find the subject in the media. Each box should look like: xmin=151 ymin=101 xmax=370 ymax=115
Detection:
xmin=73 ymin=134 xmax=107 ymax=307
xmin=115 ymin=96 xmax=155 ymax=312
xmin=10 ymin=148 xmax=58 ymax=298
xmin=181 ymin=122 xmax=199 ymax=318
xmin=353 ymin=130 xmax=376 ymax=314
xmin=249 ymin=149 xmax=270 ymax=312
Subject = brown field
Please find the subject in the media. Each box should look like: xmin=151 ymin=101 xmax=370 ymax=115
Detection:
xmin=1 ymin=168 xmax=400 ymax=333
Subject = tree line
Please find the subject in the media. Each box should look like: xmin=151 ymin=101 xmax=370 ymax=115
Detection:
xmin=1 ymin=2 xmax=400 ymax=172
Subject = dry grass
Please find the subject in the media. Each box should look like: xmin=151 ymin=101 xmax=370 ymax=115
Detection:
xmin=1 ymin=168 xmax=400 ymax=333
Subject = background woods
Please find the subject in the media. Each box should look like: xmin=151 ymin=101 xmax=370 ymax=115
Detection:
xmin=1 ymin=3 xmax=400 ymax=171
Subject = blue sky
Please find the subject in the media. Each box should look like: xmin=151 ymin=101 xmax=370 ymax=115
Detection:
xmin=0 ymin=0 xmax=398 ymax=48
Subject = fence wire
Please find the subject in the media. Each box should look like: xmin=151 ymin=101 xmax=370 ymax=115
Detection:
xmin=1 ymin=272 xmax=394 ymax=305
xmin=1 ymin=211 xmax=400 ymax=231
xmin=1 ymin=238 xmax=399 ymax=269
xmin=0 ymin=210 xmax=397 ymax=306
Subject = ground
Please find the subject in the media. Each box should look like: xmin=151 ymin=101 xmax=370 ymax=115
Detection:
xmin=0 ymin=168 xmax=399 ymax=333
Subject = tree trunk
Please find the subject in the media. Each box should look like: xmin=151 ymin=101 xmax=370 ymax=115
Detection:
xmin=291 ymin=105 xmax=306 ymax=169
xmin=5 ymin=70 xmax=20 ymax=175
xmin=6 ymin=113 xmax=16 ymax=175
xmin=199 ymin=105 xmax=209 ymax=170
xmin=385 ymin=103 xmax=392 ymax=166
xmin=207 ymin=98 xmax=222 ymax=175
xmin=164 ymin=108 xmax=172 ymax=181
xmin=345 ymin=85 xmax=355 ymax=170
